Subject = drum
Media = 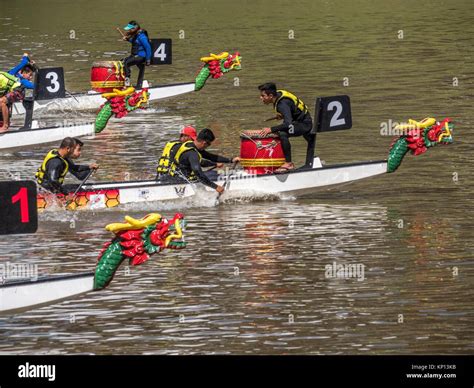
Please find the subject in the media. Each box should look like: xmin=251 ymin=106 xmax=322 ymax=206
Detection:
xmin=240 ymin=130 xmax=285 ymax=175
xmin=90 ymin=61 xmax=125 ymax=92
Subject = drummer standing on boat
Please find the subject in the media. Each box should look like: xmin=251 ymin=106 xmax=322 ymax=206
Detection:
xmin=121 ymin=20 xmax=152 ymax=88
xmin=258 ymin=82 xmax=313 ymax=172
xmin=35 ymin=137 xmax=99 ymax=194
xmin=0 ymin=53 xmax=36 ymax=133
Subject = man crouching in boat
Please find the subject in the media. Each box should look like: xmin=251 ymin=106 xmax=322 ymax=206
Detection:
xmin=159 ymin=128 xmax=240 ymax=194
xmin=0 ymin=53 xmax=36 ymax=133
xmin=35 ymin=137 xmax=99 ymax=194
xmin=258 ymin=82 xmax=313 ymax=173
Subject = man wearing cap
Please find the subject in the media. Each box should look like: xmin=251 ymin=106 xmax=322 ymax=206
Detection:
xmin=156 ymin=126 xmax=197 ymax=179
xmin=121 ymin=20 xmax=152 ymax=89
xmin=156 ymin=127 xmax=240 ymax=193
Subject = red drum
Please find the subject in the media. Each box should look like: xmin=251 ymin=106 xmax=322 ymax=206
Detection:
xmin=90 ymin=61 xmax=125 ymax=92
xmin=240 ymin=130 xmax=285 ymax=175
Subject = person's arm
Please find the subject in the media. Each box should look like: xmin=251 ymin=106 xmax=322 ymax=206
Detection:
xmin=17 ymin=77 xmax=34 ymax=89
xmin=67 ymin=159 xmax=92 ymax=180
xmin=8 ymin=56 xmax=29 ymax=77
xmin=199 ymin=149 xmax=232 ymax=163
xmin=140 ymin=34 xmax=152 ymax=61
xmin=201 ymin=159 xmax=217 ymax=168
xmin=270 ymin=99 xmax=294 ymax=133
xmin=186 ymin=152 xmax=218 ymax=189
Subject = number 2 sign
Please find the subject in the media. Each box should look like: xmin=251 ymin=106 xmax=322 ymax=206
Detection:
xmin=150 ymin=39 xmax=172 ymax=65
xmin=315 ymin=95 xmax=352 ymax=132
xmin=0 ymin=181 xmax=38 ymax=235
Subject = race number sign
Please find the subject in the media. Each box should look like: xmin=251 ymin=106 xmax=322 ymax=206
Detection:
xmin=314 ymin=95 xmax=352 ymax=132
xmin=0 ymin=181 xmax=38 ymax=235
xmin=150 ymin=39 xmax=172 ymax=65
xmin=36 ymin=67 xmax=66 ymax=100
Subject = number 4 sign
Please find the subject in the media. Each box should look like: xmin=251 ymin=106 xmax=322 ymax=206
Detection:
xmin=150 ymin=39 xmax=172 ymax=65
xmin=0 ymin=181 xmax=38 ymax=235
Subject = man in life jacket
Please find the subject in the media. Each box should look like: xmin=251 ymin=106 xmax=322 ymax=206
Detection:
xmin=35 ymin=137 xmax=99 ymax=194
xmin=166 ymin=128 xmax=240 ymax=193
xmin=258 ymin=82 xmax=313 ymax=172
xmin=0 ymin=53 xmax=36 ymax=133
xmin=122 ymin=20 xmax=152 ymax=89
xmin=156 ymin=125 xmax=198 ymax=180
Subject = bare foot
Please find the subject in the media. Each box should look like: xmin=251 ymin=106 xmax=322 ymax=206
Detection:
xmin=0 ymin=126 xmax=8 ymax=133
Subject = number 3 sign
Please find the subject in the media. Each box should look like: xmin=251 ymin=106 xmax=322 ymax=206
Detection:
xmin=36 ymin=67 xmax=66 ymax=100
xmin=0 ymin=181 xmax=38 ymax=234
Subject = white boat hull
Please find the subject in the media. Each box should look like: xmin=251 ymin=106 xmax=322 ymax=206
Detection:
xmin=0 ymin=122 xmax=95 ymax=150
xmin=12 ymin=82 xmax=196 ymax=115
xmin=0 ymin=272 xmax=94 ymax=313
xmin=71 ymin=159 xmax=389 ymax=209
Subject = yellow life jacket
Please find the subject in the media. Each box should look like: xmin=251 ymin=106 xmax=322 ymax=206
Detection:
xmin=0 ymin=71 xmax=20 ymax=95
xmin=169 ymin=141 xmax=202 ymax=180
xmin=156 ymin=140 xmax=182 ymax=175
xmin=35 ymin=149 xmax=69 ymax=185
xmin=274 ymin=89 xmax=308 ymax=116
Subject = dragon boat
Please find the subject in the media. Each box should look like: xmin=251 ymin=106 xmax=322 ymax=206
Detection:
xmin=0 ymin=213 xmax=186 ymax=313
xmin=10 ymin=52 xmax=242 ymax=117
xmin=36 ymin=115 xmax=454 ymax=211
xmin=1 ymin=52 xmax=241 ymax=150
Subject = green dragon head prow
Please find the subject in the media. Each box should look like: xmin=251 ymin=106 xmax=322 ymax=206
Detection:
xmin=93 ymin=213 xmax=187 ymax=290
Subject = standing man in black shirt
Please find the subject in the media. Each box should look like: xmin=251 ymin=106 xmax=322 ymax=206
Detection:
xmin=258 ymin=82 xmax=313 ymax=172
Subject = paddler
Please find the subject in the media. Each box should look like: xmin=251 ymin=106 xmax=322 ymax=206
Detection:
xmin=35 ymin=137 xmax=99 ymax=194
xmin=258 ymin=82 xmax=313 ymax=172
xmin=166 ymin=128 xmax=240 ymax=193
xmin=121 ymin=20 xmax=152 ymax=88
xmin=156 ymin=125 xmax=198 ymax=179
xmin=0 ymin=53 xmax=36 ymax=133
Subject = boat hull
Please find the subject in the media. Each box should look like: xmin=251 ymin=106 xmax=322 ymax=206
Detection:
xmin=0 ymin=122 xmax=95 ymax=150
xmin=0 ymin=272 xmax=94 ymax=313
xmin=12 ymin=82 xmax=196 ymax=115
xmin=37 ymin=159 xmax=388 ymax=211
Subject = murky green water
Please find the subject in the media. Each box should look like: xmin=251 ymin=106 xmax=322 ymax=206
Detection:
xmin=0 ymin=0 xmax=472 ymax=354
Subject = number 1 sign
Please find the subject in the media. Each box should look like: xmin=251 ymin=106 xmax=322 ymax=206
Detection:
xmin=0 ymin=181 xmax=38 ymax=235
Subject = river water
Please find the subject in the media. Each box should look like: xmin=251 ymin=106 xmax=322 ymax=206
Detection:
xmin=0 ymin=0 xmax=472 ymax=354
